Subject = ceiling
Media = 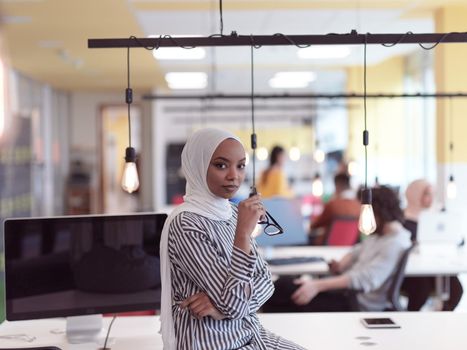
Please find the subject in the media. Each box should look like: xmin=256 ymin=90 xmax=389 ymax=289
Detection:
xmin=0 ymin=0 xmax=454 ymax=93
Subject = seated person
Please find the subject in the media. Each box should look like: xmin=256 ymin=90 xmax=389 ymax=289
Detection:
xmin=264 ymin=186 xmax=411 ymax=312
xmin=309 ymin=173 xmax=360 ymax=245
xmin=401 ymin=179 xmax=463 ymax=311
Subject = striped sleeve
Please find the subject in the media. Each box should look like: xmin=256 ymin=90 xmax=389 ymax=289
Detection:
xmin=169 ymin=213 xmax=256 ymax=320
xmin=248 ymin=241 xmax=274 ymax=313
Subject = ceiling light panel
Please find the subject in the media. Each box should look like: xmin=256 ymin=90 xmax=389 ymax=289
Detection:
xmin=165 ymin=72 xmax=207 ymax=89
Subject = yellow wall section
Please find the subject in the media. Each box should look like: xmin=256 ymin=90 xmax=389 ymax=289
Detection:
xmin=435 ymin=6 xmax=467 ymax=163
xmin=235 ymin=126 xmax=314 ymax=155
xmin=346 ymin=56 xmax=405 ymax=162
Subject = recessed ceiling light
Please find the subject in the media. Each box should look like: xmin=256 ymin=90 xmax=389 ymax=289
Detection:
xmin=165 ymin=72 xmax=207 ymax=90
xmin=269 ymin=72 xmax=316 ymax=89
xmin=298 ymin=45 xmax=351 ymax=59
xmin=153 ymin=47 xmax=205 ymax=60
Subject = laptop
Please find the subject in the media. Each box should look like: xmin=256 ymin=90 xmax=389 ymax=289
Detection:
xmin=417 ymin=210 xmax=465 ymax=245
xmin=255 ymin=197 xmax=309 ymax=247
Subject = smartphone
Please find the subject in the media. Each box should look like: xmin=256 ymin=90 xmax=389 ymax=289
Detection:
xmin=360 ymin=317 xmax=400 ymax=329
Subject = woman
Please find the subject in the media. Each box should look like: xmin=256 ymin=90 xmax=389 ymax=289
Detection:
xmin=402 ymin=179 xmax=463 ymax=311
xmin=265 ymin=186 xmax=411 ymax=312
xmin=160 ymin=128 xmax=306 ymax=350
xmin=257 ymin=145 xmax=293 ymax=198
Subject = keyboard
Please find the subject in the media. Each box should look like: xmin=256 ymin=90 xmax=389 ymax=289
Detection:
xmin=266 ymin=256 xmax=325 ymax=266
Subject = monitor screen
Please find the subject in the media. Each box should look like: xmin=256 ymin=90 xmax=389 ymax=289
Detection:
xmin=4 ymin=213 xmax=167 ymax=321
xmin=255 ymin=198 xmax=309 ymax=247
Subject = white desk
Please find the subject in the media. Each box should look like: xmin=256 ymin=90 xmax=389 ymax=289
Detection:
xmin=1 ymin=313 xmax=467 ymax=349
xmin=264 ymin=244 xmax=467 ymax=277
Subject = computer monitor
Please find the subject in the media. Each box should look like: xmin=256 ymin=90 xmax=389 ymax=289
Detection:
xmin=255 ymin=197 xmax=309 ymax=247
xmin=417 ymin=210 xmax=465 ymax=245
xmin=4 ymin=213 xmax=166 ymax=342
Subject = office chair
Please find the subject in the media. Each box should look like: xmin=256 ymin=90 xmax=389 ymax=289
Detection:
xmin=385 ymin=245 xmax=414 ymax=311
xmin=348 ymin=244 xmax=414 ymax=311
xmin=326 ymin=217 xmax=360 ymax=246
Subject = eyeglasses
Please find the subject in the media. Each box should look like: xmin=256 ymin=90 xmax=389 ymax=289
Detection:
xmin=258 ymin=210 xmax=284 ymax=236
xmin=249 ymin=187 xmax=284 ymax=236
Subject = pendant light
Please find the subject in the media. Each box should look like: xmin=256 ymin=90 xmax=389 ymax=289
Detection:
xmin=248 ymin=42 xmax=283 ymax=236
xmin=121 ymin=42 xmax=140 ymax=194
xmin=358 ymin=35 xmax=377 ymax=235
xmin=311 ymin=173 xmax=324 ymax=197
xmin=446 ymin=97 xmax=457 ymax=199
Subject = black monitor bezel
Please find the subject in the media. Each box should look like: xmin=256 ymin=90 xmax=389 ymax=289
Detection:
xmin=3 ymin=212 xmax=167 ymax=321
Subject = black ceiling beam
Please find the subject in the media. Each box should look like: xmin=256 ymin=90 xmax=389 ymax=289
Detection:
xmin=88 ymin=31 xmax=467 ymax=49
xmin=143 ymin=92 xmax=467 ymax=100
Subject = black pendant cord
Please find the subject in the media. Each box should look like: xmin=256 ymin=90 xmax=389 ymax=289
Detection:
xmin=363 ymin=33 xmax=369 ymax=190
xmin=449 ymin=97 xmax=454 ymax=177
xmin=126 ymin=43 xmax=132 ymax=148
xmin=219 ymin=0 xmax=224 ymax=36
xmin=250 ymin=43 xmax=257 ymax=192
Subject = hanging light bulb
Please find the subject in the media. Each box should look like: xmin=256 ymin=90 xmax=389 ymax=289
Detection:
xmin=289 ymin=146 xmax=301 ymax=161
xmin=121 ymin=41 xmax=140 ymax=194
xmin=122 ymin=147 xmax=140 ymax=193
xmin=447 ymin=174 xmax=457 ymax=199
xmin=257 ymin=147 xmax=269 ymax=161
xmin=446 ymin=99 xmax=456 ymax=200
xmin=313 ymin=148 xmax=325 ymax=163
xmin=312 ymin=173 xmax=324 ymax=197
xmin=348 ymin=160 xmax=358 ymax=176
xmin=358 ymin=35 xmax=376 ymax=236
xmin=358 ymin=188 xmax=377 ymax=235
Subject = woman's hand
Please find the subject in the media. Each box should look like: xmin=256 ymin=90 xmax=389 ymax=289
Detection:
xmin=236 ymin=194 xmax=266 ymax=238
xmin=291 ymin=278 xmax=321 ymax=306
xmin=180 ymin=292 xmax=225 ymax=320
xmin=328 ymin=259 xmax=341 ymax=275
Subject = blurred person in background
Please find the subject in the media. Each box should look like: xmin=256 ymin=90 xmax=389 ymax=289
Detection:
xmin=309 ymin=173 xmax=360 ymax=245
xmin=401 ymin=179 xmax=463 ymax=311
xmin=264 ymin=186 xmax=411 ymax=312
xmin=257 ymin=145 xmax=293 ymax=198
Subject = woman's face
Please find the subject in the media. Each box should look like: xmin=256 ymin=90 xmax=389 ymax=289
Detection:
xmin=421 ymin=185 xmax=434 ymax=209
xmin=207 ymin=138 xmax=246 ymax=199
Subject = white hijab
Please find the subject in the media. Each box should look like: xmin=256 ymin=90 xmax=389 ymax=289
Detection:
xmin=159 ymin=128 xmax=242 ymax=349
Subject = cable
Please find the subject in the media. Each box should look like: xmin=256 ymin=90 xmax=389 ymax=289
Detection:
xmin=250 ymin=43 xmax=257 ymax=191
xmin=363 ymin=33 xmax=369 ymax=189
xmin=126 ymin=42 xmax=132 ymax=148
xmin=219 ymin=0 xmax=224 ymax=36
xmin=102 ymin=314 xmax=117 ymax=350
xmin=449 ymin=97 xmax=454 ymax=175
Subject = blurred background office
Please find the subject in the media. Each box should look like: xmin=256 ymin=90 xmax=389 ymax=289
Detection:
xmin=1 ymin=0 xmax=467 ymax=321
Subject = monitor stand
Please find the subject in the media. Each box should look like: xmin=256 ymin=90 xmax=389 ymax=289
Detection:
xmin=66 ymin=314 xmax=104 ymax=344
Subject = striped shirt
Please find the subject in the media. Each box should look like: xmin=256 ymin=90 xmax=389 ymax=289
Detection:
xmin=168 ymin=205 xmax=307 ymax=350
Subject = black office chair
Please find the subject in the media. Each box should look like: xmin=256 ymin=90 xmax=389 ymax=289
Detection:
xmin=348 ymin=244 xmax=414 ymax=311
xmin=385 ymin=245 xmax=414 ymax=311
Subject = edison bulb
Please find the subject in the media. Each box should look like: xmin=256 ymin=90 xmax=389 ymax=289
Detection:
xmin=314 ymin=149 xmax=325 ymax=163
xmin=121 ymin=162 xmax=140 ymax=193
xmin=257 ymin=147 xmax=269 ymax=161
xmin=289 ymin=146 xmax=301 ymax=161
xmin=358 ymin=204 xmax=377 ymax=235
xmin=447 ymin=178 xmax=457 ymax=199
xmin=312 ymin=177 xmax=324 ymax=197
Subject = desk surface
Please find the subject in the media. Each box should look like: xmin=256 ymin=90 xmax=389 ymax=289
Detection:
xmin=1 ymin=312 xmax=466 ymax=349
xmin=263 ymin=244 xmax=467 ymax=276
